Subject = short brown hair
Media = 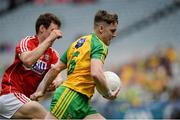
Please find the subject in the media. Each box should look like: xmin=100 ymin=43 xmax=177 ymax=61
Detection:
xmin=94 ymin=10 xmax=118 ymax=26
xmin=35 ymin=13 xmax=61 ymax=34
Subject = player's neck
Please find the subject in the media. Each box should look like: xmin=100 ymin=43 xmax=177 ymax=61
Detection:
xmin=94 ymin=31 xmax=104 ymax=42
xmin=36 ymin=34 xmax=45 ymax=44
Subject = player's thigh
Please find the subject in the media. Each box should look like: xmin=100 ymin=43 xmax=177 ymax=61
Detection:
xmin=0 ymin=93 xmax=29 ymax=119
xmin=83 ymin=113 xmax=105 ymax=120
xmin=13 ymin=101 xmax=47 ymax=119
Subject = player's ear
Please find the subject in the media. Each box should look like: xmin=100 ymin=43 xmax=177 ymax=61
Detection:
xmin=39 ymin=25 xmax=45 ymax=33
xmin=99 ymin=24 xmax=104 ymax=34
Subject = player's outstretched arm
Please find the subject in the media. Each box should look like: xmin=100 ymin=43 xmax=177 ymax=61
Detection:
xmin=30 ymin=61 xmax=66 ymax=100
xmin=46 ymin=72 xmax=64 ymax=92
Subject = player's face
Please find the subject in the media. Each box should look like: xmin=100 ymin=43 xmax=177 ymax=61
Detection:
xmin=102 ymin=22 xmax=118 ymax=46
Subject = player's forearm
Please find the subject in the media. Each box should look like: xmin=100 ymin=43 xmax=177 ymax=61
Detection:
xmin=38 ymin=67 xmax=60 ymax=94
xmin=91 ymin=59 xmax=111 ymax=97
xmin=95 ymin=77 xmax=111 ymax=96
xmin=53 ymin=72 xmax=64 ymax=85
xmin=38 ymin=62 xmax=66 ymax=93
xmin=20 ymin=39 xmax=54 ymax=67
xmin=92 ymin=70 xmax=111 ymax=97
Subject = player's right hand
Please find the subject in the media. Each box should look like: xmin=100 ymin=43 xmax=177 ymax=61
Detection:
xmin=30 ymin=91 xmax=44 ymax=101
xmin=48 ymin=29 xmax=63 ymax=42
xmin=103 ymin=86 xmax=120 ymax=100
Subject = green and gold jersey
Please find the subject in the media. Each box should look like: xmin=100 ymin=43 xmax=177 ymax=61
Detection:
xmin=60 ymin=33 xmax=108 ymax=98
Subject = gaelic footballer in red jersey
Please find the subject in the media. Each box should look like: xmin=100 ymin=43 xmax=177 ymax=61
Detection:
xmin=1 ymin=35 xmax=58 ymax=97
xmin=0 ymin=13 xmax=63 ymax=119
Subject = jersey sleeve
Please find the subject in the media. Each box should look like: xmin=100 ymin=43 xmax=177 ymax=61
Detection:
xmin=60 ymin=49 xmax=68 ymax=64
xmin=91 ymin=40 xmax=108 ymax=64
xmin=16 ymin=36 xmax=32 ymax=55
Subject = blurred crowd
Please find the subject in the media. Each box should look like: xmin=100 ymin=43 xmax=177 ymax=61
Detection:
xmin=93 ymin=46 xmax=180 ymax=119
xmin=119 ymin=46 xmax=179 ymax=102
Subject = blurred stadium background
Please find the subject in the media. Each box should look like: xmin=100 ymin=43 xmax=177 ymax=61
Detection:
xmin=0 ymin=0 xmax=180 ymax=119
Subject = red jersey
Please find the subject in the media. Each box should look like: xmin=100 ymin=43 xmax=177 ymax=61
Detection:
xmin=0 ymin=35 xmax=59 ymax=97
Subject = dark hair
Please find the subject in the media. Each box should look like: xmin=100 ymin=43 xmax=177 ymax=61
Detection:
xmin=94 ymin=10 xmax=118 ymax=26
xmin=35 ymin=13 xmax=61 ymax=34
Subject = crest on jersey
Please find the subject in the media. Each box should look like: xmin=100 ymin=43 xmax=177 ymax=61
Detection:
xmin=45 ymin=54 xmax=49 ymax=60
xmin=75 ymin=38 xmax=86 ymax=49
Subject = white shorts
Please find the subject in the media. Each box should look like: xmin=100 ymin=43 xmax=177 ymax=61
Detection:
xmin=0 ymin=93 xmax=31 ymax=118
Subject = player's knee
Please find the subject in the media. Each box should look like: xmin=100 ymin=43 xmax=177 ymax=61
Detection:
xmin=30 ymin=101 xmax=47 ymax=112
xmin=13 ymin=101 xmax=47 ymax=119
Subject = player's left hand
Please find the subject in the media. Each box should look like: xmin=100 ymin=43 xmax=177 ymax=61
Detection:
xmin=30 ymin=91 xmax=44 ymax=101
xmin=46 ymin=79 xmax=63 ymax=92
